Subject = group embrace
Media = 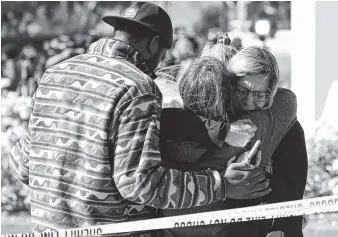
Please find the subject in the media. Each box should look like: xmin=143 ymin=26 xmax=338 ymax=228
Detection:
xmin=9 ymin=2 xmax=308 ymax=237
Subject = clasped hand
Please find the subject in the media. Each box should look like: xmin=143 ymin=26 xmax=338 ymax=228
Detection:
xmin=223 ymin=151 xmax=271 ymax=199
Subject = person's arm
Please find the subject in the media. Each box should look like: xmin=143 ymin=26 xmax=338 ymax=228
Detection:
xmin=110 ymin=94 xmax=226 ymax=209
xmin=9 ymin=93 xmax=36 ymax=186
xmin=172 ymin=88 xmax=297 ymax=157
xmin=159 ymin=108 xmax=232 ymax=167
xmin=240 ymin=88 xmax=297 ymax=161
xmin=160 ymin=108 xmax=229 ymax=147
xmin=9 ymin=133 xmax=31 ymax=186
xmin=203 ymin=88 xmax=297 ymax=167
xmin=266 ymin=121 xmax=308 ymax=236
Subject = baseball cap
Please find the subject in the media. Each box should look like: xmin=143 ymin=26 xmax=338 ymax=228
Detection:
xmin=102 ymin=2 xmax=173 ymax=48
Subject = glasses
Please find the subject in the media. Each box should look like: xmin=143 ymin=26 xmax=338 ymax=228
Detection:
xmin=233 ymin=84 xmax=271 ymax=102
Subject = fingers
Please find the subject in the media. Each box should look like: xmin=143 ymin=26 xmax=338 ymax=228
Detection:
xmin=241 ymin=119 xmax=256 ymax=130
xmin=243 ymin=168 xmax=265 ymax=182
xmin=251 ymin=125 xmax=257 ymax=132
xmin=242 ymin=124 xmax=257 ymax=133
xmin=248 ymin=188 xmax=272 ymax=199
xmin=254 ymin=151 xmax=262 ymax=167
xmin=236 ymin=127 xmax=255 ymax=135
xmin=249 ymin=179 xmax=270 ymax=193
xmin=229 ymin=161 xmax=255 ymax=171
xmin=227 ymin=156 xmax=238 ymax=167
xmin=248 ymin=131 xmax=256 ymax=138
xmin=248 ymin=171 xmax=266 ymax=184
xmin=234 ymin=119 xmax=257 ymax=132
xmin=237 ymin=119 xmax=254 ymax=125
xmin=235 ymin=153 xmax=247 ymax=163
xmin=236 ymin=151 xmax=250 ymax=163
xmin=239 ymin=119 xmax=257 ymax=132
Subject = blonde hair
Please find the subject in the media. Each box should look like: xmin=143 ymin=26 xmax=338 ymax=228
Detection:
xmin=227 ymin=46 xmax=280 ymax=109
xmin=179 ymin=57 xmax=234 ymax=121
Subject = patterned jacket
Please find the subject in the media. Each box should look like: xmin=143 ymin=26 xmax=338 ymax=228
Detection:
xmin=9 ymin=38 xmax=226 ymax=236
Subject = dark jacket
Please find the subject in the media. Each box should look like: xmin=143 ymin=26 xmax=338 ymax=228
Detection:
xmin=159 ymin=108 xmax=264 ymax=237
xmin=159 ymin=108 xmax=307 ymax=237
xmin=264 ymin=120 xmax=308 ymax=236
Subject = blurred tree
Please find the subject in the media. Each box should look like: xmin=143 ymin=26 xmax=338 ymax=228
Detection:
xmin=219 ymin=2 xmax=230 ymax=32
xmin=1 ymin=92 xmax=31 ymax=216
xmin=246 ymin=1 xmax=290 ymax=30
xmin=1 ymin=1 xmax=131 ymax=37
xmin=193 ymin=5 xmax=221 ymax=37
xmin=305 ymin=122 xmax=338 ymax=197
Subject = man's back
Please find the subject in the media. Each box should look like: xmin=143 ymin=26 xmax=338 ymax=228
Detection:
xmin=11 ymin=38 xmax=159 ymax=233
xmin=10 ymin=3 xmax=243 ymax=236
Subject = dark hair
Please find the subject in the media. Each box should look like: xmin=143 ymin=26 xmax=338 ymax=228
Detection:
xmin=114 ymin=23 xmax=166 ymax=47
xmin=179 ymin=57 xmax=234 ymax=121
xmin=200 ymin=33 xmax=238 ymax=64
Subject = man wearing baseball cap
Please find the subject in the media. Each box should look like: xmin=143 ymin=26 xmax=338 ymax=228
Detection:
xmin=9 ymin=2 xmax=269 ymax=237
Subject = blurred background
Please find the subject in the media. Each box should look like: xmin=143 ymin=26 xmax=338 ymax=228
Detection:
xmin=1 ymin=1 xmax=337 ymax=236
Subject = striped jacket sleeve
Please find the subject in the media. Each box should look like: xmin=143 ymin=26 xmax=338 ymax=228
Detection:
xmin=9 ymin=94 xmax=36 ymax=186
xmin=111 ymin=93 xmax=226 ymax=209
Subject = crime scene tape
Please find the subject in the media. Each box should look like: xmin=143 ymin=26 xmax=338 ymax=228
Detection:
xmin=2 ymin=195 xmax=338 ymax=237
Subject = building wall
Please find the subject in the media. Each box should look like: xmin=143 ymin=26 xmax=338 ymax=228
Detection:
xmin=315 ymin=2 xmax=338 ymax=120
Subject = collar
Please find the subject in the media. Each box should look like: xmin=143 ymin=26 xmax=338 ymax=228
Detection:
xmin=87 ymin=38 xmax=157 ymax=79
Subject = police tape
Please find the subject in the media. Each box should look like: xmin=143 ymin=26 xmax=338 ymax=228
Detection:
xmin=2 ymin=195 xmax=338 ymax=237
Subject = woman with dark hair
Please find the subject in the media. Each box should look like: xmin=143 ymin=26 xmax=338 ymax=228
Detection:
xmin=157 ymin=37 xmax=299 ymax=237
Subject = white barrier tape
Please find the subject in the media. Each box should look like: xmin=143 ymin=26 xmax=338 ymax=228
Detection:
xmin=2 ymin=195 xmax=338 ymax=237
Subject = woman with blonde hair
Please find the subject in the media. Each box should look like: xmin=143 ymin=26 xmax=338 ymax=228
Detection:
xmin=228 ymin=46 xmax=280 ymax=110
xmin=226 ymin=46 xmax=308 ymax=236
